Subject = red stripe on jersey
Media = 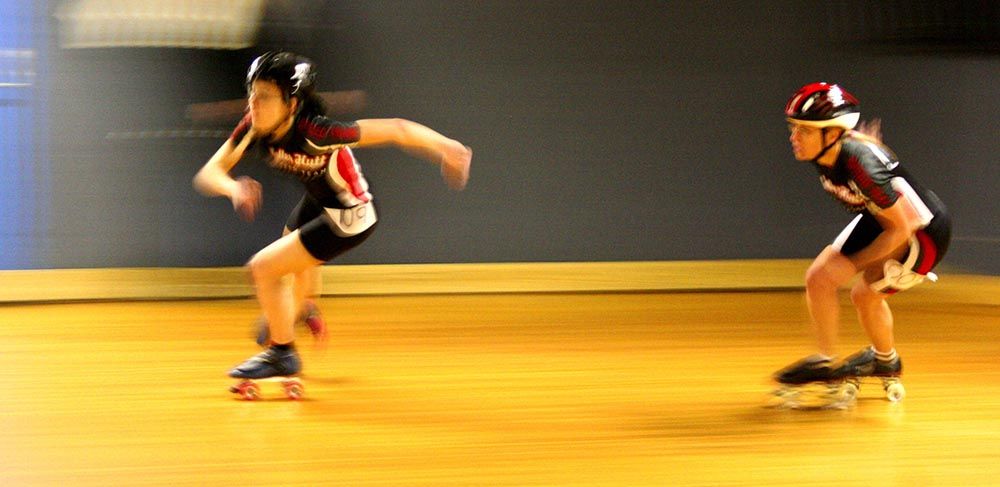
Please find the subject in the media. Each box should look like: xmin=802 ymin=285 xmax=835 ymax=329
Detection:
xmin=914 ymin=230 xmax=937 ymax=275
xmin=298 ymin=118 xmax=361 ymax=145
xmin=336 ymin=148 xmax=369 ymax=203
xmin=846 ymin=156 xmax=894 ymax=208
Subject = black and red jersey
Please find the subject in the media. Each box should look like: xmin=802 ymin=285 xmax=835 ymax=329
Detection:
xmin=230 ymin=113 xmax=369 ymax=209
xmin=812 ymin=135 xmax=945 ymax=226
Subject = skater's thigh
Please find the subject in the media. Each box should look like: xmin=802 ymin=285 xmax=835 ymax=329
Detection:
xmin=249 ymin=231 xmax=323 ymax=278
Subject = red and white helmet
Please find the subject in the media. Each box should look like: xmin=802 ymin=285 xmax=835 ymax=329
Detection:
xmin=784 ymin=82 xmax=860 ymax=129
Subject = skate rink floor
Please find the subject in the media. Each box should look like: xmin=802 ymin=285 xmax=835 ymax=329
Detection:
xmin=1 ymin=267 xmax=999 ymax=486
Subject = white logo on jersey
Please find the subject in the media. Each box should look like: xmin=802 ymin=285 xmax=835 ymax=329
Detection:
xmin=268 ymin=147 xmax=329 ymax=179
xmin=864 ymin=141 xmax=899 ymax=170
xmin=821 ymin=175 xmax=866 ymax=208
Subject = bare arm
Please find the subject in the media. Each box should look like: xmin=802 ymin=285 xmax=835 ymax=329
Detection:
xmin=848 ymin=194 xmax=922 ymax=270
xmin=355 ymin=118 xmax=472 ymax=190
xmin=193 ymin=128 xmax=255 ymax=197
xmin=192 ymin=128 xmax=262 ymax=221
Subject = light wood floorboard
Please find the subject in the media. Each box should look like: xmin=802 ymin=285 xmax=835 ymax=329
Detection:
xmin=0 ymin=275 xmax=997 ymax=485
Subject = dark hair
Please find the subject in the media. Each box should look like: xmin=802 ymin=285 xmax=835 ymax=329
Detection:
xmin=297 ymin=91 xmax=329 ymax=119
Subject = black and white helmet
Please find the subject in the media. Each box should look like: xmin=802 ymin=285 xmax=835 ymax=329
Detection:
xmin=246 ymin=51 xmax=316 ymax=101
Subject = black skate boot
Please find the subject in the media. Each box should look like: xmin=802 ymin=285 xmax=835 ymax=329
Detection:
xmin=834 ymin=347 xmax=876 ymax=379
xmin=774 ymin=355 xmax=836 ymax=385
xmin=770 ymin=355 xmax=849 ymax=409
xmin=837 ymin=346 xmax=905 ymax=403
xmin=835 ymin=346 xmax=903 ymax=378
xmin=874 ymin=355 xmax=902 ymax=377
xmin=229 ymin=345 xmax=302 ymax=380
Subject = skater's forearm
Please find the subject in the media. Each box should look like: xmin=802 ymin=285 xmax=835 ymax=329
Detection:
xmin=355 ymin=118 xmax=455 ymax=164
xmin=848 ymin=200 xmax=918 ymax=270
xmin=194 ymin=132 xmax=255 ymax=198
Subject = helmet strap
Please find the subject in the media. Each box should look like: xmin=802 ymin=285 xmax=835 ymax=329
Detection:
xmin=811 ymin=127 xmax=844 ymax=163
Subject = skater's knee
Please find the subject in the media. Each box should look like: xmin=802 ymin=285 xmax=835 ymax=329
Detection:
xmin=805 ymin=265 xmax=837 ymax=293
xmin=850 ymin=280 xmax=884 ymax=307
xmin=247 ymin=254 xmax=281 ymax=285
xmin=805 ymin=247 xmax=857 ymax=293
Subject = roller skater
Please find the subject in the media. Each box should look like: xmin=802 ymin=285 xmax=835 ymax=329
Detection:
xmin=770 ymin=82 xmax=950 ymax=408
xmin=193 ymin=51 xmax=471 ymax=400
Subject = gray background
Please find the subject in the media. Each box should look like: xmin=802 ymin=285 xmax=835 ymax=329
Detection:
xmin=23 ymin=2 xmax=1000 ymax=272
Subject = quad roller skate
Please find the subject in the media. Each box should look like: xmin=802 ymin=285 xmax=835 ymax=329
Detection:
xmin=255 ymin=300 xmax=327 ymax=346
xmin=769 ymin=355 xmax=852 ymax=410
xmin=836 ymin=346 xmax=905 ymax=403
xmin=228 ymin=345 xmax=304 ymax=400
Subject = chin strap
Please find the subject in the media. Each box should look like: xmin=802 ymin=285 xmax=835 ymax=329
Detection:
xmin=810 ymin=128 xmax=844 ymax=163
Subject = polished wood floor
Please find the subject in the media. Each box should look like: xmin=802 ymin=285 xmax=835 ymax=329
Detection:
xmin=1 ymin=282 xmax=999 ymax=486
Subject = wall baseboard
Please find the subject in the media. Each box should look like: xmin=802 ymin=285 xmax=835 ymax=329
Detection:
xmin=1 ymin=260 xmax=996 ymax=305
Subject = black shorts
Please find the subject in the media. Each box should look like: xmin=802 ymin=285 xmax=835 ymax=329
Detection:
xmin=285 ymin=194 xmax=377 ymax=262
xmin=832 ymin=210 xmax=951 ymax=275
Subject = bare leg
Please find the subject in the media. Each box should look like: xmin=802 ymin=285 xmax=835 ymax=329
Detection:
xmin=247 ymin=230 xmax=323 ymax=345
xmin=851 ymin=279 xmax=894 ymax=353
xmin=804 ymin=246 xmax=859 ymax=357
xmin=293 ymin=265 xmax=321 ymax=313
xmin=280 ymin=227 xmax=322 ymax=317
xmin=850 ymin=244 xmax=908 ymax=353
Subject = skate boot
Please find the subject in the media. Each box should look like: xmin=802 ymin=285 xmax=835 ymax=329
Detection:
xmin=229 ymin=345 xmax=302 ymax=380
xmin=835 ymin=346 xmax=877 ymax=378
xmin=837 ymin=346 xmax=905 ymax=403
xmin=769 ymin=355 xmax=848 ymax=409
xmin=254 ymin=300 xmax=327 ymax=346
xmin=774 ymin=355 xmax=836 ymax=385
xmin=228 ymin=345 xmax=304 ymax=400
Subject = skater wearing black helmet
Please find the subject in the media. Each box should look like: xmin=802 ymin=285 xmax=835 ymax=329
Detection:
xmin=194 ymin=52 xmax=472 ymax=398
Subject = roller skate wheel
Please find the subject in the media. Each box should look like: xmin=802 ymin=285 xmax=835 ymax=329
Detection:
xmin=772 ymin=386 xmax=796 ymax=399
xmin=885 ymin=382 xmax=905 ymax=402
xmin=770 ymin=387 xmax=801 ymax=409
xmin=841 ymin=381 xmax=860 ymax=401
xmin=283 ymin=379 xmax=304 ymax=400
xmin=236 ymin=381 xmax=260 ymax=401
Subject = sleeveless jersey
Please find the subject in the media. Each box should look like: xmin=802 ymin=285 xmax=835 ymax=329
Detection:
xmin=230 ymin=113 xmax=369 ymax=209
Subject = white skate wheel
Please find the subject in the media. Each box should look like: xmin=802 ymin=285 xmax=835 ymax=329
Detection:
xmin=841 ymin=381 xmax=860 ymax=402
xmin=885 ymin=382 xmax=905 ymax=402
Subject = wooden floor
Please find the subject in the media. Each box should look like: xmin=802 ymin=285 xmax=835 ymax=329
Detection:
xmin=1 ymin=281 xmax=999 ymax=485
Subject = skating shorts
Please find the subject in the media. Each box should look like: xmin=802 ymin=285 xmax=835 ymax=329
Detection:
xmin=285 ymin=193 xmax=378 ymax=262
xmin=831 ymin=209 xmax=951 ymax=292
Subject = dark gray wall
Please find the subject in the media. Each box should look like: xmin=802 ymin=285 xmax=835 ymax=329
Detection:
xmin=31 ymin=1 xmax=1000 ymax=272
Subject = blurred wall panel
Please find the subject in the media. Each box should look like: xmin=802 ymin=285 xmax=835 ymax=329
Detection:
xmin=15 ymin=1 xmax=999 ymax=272
xmin=0 ymin=1 xmax=48 ymax=269
xmin=55 ymin=0 xmax=266 ymax=49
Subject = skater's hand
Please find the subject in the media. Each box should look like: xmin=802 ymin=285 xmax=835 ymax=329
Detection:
xmin=231 ymin=176 xmax=262 ymax=221
xmin=440 ymin=141 xmax=472 ymax=191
